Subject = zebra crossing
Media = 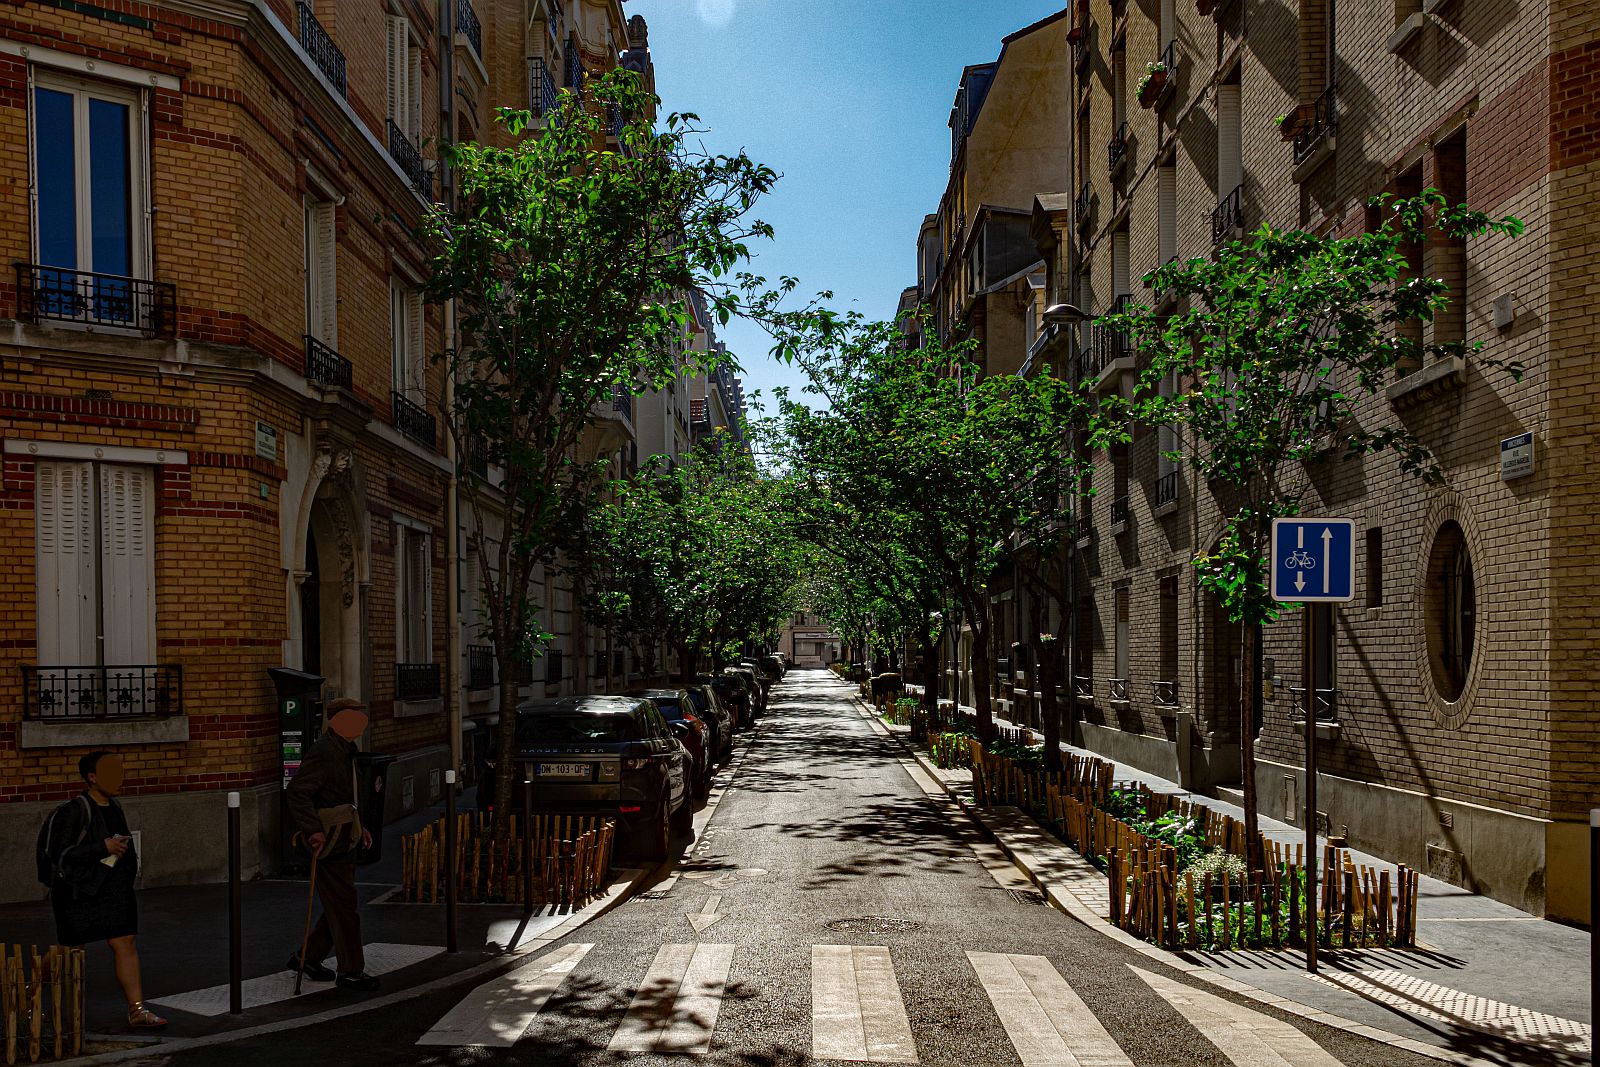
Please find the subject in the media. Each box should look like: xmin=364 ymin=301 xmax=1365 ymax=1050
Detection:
xmin=418 ymin=940 xmax=1360 ymax=1065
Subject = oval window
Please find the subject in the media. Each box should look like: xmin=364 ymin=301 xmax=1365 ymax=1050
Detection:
xmin=1426 ymin=521 xmax=1475 ymax=701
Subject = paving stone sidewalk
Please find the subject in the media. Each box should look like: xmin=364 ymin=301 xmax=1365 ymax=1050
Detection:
xmin=863 ymin=695 xmax=1592 ymax=1066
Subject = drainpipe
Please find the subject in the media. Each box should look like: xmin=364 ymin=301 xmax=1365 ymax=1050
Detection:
xmin=440 ymin=0 xmax=462 ymax=782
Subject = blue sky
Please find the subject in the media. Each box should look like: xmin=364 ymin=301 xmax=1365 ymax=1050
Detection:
xmin=625 ymin=0 xmax=1066 ymax=411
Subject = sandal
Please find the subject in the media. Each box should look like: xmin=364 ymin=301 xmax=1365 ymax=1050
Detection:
xmin=127 ymin=1002 xmax=168 ymax=1030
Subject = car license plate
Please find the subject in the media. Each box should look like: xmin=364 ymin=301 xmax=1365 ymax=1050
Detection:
xmin=535 ymin=762 xmax=591 ymax=780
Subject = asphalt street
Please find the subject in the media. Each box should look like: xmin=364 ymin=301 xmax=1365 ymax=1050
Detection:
xmin=124 ymin=669 xmax=1444 ymax=1066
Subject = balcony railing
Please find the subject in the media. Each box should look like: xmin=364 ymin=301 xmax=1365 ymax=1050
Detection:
xmin=566 ymin=48 xmax=583 ymax=91
xmin=1290 ymin=686 xmax=1338 ymax=722
xmin=304 ymin=334 xmax=352 ymax=391
xmin=1073 ymin=674 xmax=1094 ymax=698
xmin=1109 ymin=677 xmax=1130 ymax=702
xmin=1075 ymin=181 xmax=1092 ymax=230
xmin=392 ymin=390 xmax=437 ymax=449
xmin=612 ymin=385 xmax=633 ymax=420
xmin=1155 ymin=469 xmax=1179 ymax=509
xmin=1153 ymin=679 xmax=1180 ymax=706
xmin=456 ymin=0 xmax=482 ymax=58
xmin=23 ymin=665 xmax=183 ymax=721
xmin=296 ymin=1 xmax=347 ymax=97
xmin=1110 ymin=496 xmax=1129 ymax=530
xmin=1108 ymin=121 xmax=1130 ymax=175
xmin=1211 ymin=183 xmax=1244 ymax=245
xmin=1293 ymin=86 xmax=1337 ymax=164
xmin=1074 ymin=39 xmax=1091 ymax=75
xmin=528 ymin=57 xmax=558 ymax=117
xmin=466 ymin=645 xmax=494 ymax=690
xmin=690 ymin=398 xmax=710 ymax=427
xmin=387 ymin=119 xmax=432 ymax=200
xmin=396 ymin=662 xmax=441 ymax=702
xmin=15 ymin=264 xmax=176 ymax=337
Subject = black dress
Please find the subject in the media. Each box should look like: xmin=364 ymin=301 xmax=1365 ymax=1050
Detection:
xmin=51 ymin=797 xmax=139 ymax=946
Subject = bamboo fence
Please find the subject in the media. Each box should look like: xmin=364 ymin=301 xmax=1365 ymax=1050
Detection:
xmin=962 ymin=743 xmax=1420 ymax=951
xmin=1 ymin=946 xmax=84 ymax=1065
xmin=400 ymin=813 xmax=616 ymax=909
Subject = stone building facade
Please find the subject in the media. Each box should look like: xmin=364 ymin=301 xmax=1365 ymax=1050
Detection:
xmin=919 ymin=1 xmax=1598 ymax=921
xmin=0 ymin=0 xmax=645 ymax=900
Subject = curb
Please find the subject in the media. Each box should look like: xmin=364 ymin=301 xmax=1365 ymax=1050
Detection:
xmin=851 ymin=697 xmax=1501 ymax=1067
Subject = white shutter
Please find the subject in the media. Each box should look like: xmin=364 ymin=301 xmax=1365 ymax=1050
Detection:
xmin=1158 ymin=165 xmax=1177 ymax=263
xmin=1160 ymin=0 xmax=1175 ymax=45
xmin=35 ymin=461 xmax=96 ymax=665
xmin=386 ymin=16 xmax=406 ymax=126
xmin=313 ymin=201 xmax=337 ymax=345
xmin=393 ymin=521 xmax=408 ymax=660
xmin=1112 ymin=229 xmax=1130 ymax=297
xmin=98 ymin=464 xmax=155 ymax=665
xmin=407 ymin=39 xmax=423 ymax=142
xmin=1217 ymin=84 xmax=1242 ymax=195
xmin=403 ymin=530 xmax=430 ymax=663
xmin=406 ymin=291 xmax=425 ymax=401
xmin=390 ymin=280 xmax=406 ymax=395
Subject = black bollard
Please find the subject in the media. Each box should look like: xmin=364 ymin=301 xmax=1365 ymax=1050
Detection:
xmin=1590 ymin=807 xmax=1597 ymax=1066
xmin=444 ymin=769 xmax=458 ymax=953
xmin=227 ymin=791 xmax=242 ymax=1015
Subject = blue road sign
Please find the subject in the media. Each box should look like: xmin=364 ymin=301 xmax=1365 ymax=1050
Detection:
xmin=1270 ymin=518 xmax=1356 ymax=603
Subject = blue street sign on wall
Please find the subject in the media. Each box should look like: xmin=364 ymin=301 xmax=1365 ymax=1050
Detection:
xmin=1270 ymin=518 xmax=1356 ymax=603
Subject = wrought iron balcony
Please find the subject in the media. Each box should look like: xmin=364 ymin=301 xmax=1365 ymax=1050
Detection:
xmin=1075 ymin=181 xmax=1092 ymax=230
xmin=15 ymin=263 xmax=176 ymax=337
xmin=1290 ymin=686 xmax=1339 ymax=722
xmin=296 ymin=1 xmax=347 ymax=97
xmin=528 ymin=57 xmax=558 ymax=117
xmin=466 ymin=645 xmax=494 ymax=690
xmin=1074 ymin=38 xmax=1091 ymax=76
xmin=1108 ymin=122 xmax=1130 ymax=175
xmin=1073 ymin=674 xmax=1094 ymax=698
xmin=456 ymin=0 xmax=482 ymax=59
xmin=387 ymin=119 xmax=432 ymax=200
xmin=396 ymin=662 xmax=441 ymax=702
xmin=690 ymin=398 xmax=710 ymax=427
xmin=1153 ymin=679 xmax=1180 ymax=706
xmin=1109 ymin=677 xmax=1130 ymax=702
xmin=612 ymin=385 xmax=633 ymax=420
xmin=566 ymin=48 xmax=583 ymax=91
xmin=1155 ymin=469 xmax=1179 ymax=509
xmin=1110 ymin=496 xmax=1129 ymax=531
xmin=23 ymin=664 xmax=183 ymax=721
xmin=392 ymin=390 xmax=437 ymax=449
xmin=1293 ymin=86 xmax=1337 ymax=164
xmin=1211 ymin=183 xmax=1244 ymax=245
xmin=304 ymin=334 xmax=352 ymax=391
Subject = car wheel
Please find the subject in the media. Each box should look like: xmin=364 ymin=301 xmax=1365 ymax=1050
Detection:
xmin=643 ymin=800 xmax=671 ymax=861
xmin=671 ymin=788 xmax=694 ymax=836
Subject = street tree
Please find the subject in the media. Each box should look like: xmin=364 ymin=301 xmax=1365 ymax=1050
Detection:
xmin=1106 ymin=189 xmax=1523 ymax=868
xmin=424 ymin=71 xmax=777 ymax=828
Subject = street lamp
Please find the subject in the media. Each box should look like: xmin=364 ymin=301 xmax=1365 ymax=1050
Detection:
xmin=1043 ymin=303 xmax=1091 ymax=326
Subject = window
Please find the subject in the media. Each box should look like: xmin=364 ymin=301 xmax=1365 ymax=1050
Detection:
xmin=1365 ymin=527 xmax=1383 ymax=608
xmin=1158 ymin=575 xmax=1179 ymax=687
xmin=1112 ymin=227 xmax=1131 ymax=299
xmin=1158 ymin=163 xmax=1177 ymax=265
xmin=1157 ymin=369 xmax=1179 ymax=480
xmin=1428 ymin=522 xmax=1475 ymax=701
xmin=386 ymin=15 xmax=423 ymax=142
xmin=391 ymin=279 xmax=425 ymax=402
xmin=304 ymin=198 xmax=337 ymax=345
xmin=396 ymin=525 xmax=432 ymax=667
xmin=1217 ymin=81 xmax=1242 ymax=199
xmin=1432 ymin=130 xmax=1467 ymax=350
xmin=35 ymin=461 xmax=155 ymax=668
xmin=1395 ymin=162 xmax=1425 ymax=376
xmin=31 ymin=71 xmax=149 ymax=321
xmin=1113 ymin=586 xmax=1129 ymax=684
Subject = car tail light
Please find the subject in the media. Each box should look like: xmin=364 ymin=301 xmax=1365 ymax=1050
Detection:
xmin=619 ymin=805 xmax=642 ymax=813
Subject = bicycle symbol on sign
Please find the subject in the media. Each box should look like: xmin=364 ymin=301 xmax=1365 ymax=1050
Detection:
xmin=1283 ymin=550 xmax=1317 ymax=570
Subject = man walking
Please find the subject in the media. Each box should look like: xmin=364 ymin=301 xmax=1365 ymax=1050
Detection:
xmin=284 ymin=697 xmax=380 ymax=991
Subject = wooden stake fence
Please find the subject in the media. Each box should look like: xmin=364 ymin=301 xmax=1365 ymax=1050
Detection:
xmin=1 ymin=946 xmax=84 ymax=1065
xmin=401 ymin=813 xmax=616 ymax=909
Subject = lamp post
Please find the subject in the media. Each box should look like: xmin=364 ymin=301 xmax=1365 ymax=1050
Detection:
xmin=1042 ymin=303 xmax=1091 ymax=759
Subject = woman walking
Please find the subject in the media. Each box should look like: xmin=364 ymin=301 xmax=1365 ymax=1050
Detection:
xmin=45 ymin=751 xmax=166 ymax=1031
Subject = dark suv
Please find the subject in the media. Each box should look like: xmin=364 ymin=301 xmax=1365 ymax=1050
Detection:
xmin=506 ymin=695 xmax=692 ymax=859
xmin=698 ymin=674 xmax=750 ymax=730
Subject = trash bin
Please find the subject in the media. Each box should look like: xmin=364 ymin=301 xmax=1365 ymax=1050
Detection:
xmin=354 ymin=753 xmax=397 ymax=866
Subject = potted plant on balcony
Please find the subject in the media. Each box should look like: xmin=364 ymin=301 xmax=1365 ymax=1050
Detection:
xmin=1274 ymin=105 xmax=1313 ymax=142
xmin=1137 ymin=61 xmax=1169 ymax=108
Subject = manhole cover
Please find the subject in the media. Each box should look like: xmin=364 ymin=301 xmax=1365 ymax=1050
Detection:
xmin=1009 ymin=889 xmax=1047 ymax=906
xmin=824 ymin=917 xmax=922 ymax=933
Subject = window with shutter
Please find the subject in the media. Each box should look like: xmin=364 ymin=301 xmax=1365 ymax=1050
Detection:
xmin=397 ymin=526 xmax=431 ymax=665
xmin=406 ymin=289 xmax=425 ymax=402
xmin=386 ymin=16 xmax=408 ymax=129
xmin=304 ymin=198 xmax=337 ymax=345
xmin=34 ymin=461 xmax=97 ymax=666
xmin=1217 ymin=83 xmax=1242 ymax=195
xmin=1157 ymin=164 xmax=1177 ymax=264
xmin=98 ymin=464 xmax=155 ymax=665
xmin=407 ymin=37 xmax=423 ymax=142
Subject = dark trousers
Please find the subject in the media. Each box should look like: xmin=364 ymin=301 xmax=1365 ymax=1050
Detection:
xmin=304 ymin=858 xmax=364 ymax=973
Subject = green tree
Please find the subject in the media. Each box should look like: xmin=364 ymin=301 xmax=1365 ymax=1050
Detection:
xmin=1107 ymin=190 xmax=1522 ymax=867
xmin=424 ymin=71 xmax=776 ymax=829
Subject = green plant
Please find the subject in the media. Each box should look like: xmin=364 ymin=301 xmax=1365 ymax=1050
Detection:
xmin=986 ymin=739 xmax=1043 ymax=769
xmin=1181 ymin=847 xmax=1249 ymax=884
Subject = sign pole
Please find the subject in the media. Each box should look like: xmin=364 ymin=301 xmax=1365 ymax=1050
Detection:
xmin=1303 ymin=607 xmax=1318 ymax=974
xmin=1590 ymin=807 xmax=1596 ymax=1065
xmin=227 ymin=791 xmax=242 ymax=1015
xmin=444 ymin=769 xmax=458 ymax=953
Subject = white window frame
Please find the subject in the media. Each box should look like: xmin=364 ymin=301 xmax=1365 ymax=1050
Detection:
xmin=304 ymin=197 xmax=338 ymax=346
xmin=395 ymin=521 xmax=433 ymax=667
xmin=386 ymin=14 xmax=424 ymax=142
xmin=29 ymin=68 xmax=151 ymax=279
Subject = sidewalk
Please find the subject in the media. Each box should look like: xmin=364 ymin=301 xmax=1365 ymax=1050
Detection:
xmin=869 ymin=696 xmax=1592 ymax=1067
xmin=0 ymin=789 xmax=641 ymax=1054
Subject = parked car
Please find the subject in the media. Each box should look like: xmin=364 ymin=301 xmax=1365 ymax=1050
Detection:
xmin=726 ymin=665 xmax=764 ymax=717
xmin=637 ymin=689 xmax=711 ymax=801
xmin=684 ymin=683 xmax=734 ymax=763
xmin=741 ymin=658 xmax=779 ymax=706
xmin=494 ymin=695 xmax=692 ymax=860
xmin=698 ymin=674 xmax=750 ymax=730
xmin=762 ymin=653 xmax=786 ymax=681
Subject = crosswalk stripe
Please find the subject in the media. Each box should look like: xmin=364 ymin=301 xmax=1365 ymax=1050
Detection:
xmin=1131 ymin=966 xmax=1343 ymax=1067
xmin=151 ymin=943 xmax=442 ymax=1017
xmin=607 ymin=942 xmax=734 ymax=1054
xmin=812 ymin=944 xmax=918 ymax=1064
xmin=415 ymin=942 xmax=591 ymax=1047
xmin=967 ymin=952 xmax=1132 ymax=1067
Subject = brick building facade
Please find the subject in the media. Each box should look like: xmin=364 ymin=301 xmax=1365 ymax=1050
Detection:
xmin=918 ymin=1 xmax=1599 ymax=921
xmin=0 ymin=0 xmax=645 ymax=900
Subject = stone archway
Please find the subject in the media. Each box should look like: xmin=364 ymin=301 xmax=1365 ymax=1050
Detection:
xmin=289 ymin=443 xmax=369 ymax=702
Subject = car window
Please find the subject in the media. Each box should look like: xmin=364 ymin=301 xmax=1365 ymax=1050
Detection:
xmin=685 ymin=689 xmax=710 ymax=714
xmin=516 ymin=714 xmax=635 ymax=744
xmin=656 ymin=697 xmax=687 ymax=720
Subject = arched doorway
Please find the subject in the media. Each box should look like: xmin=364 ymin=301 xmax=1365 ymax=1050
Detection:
xmin=290 ymin=444 xmax=368 ymax=704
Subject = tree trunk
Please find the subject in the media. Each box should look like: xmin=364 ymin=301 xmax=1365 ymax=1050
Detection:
xmin=1240 ymin=619 xmax=1264 ymax=872
xmin=491 ymin=649 xmax=521 ymax=840
xmin=970 ymin=617 xmax=995 ymax=744
xmin=916 ymin=635 xmax=938 ymax=740
xmin=1037 ymin=636 xmax=1062 ymax=773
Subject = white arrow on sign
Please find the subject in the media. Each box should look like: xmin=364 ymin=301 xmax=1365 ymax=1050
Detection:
xmin=1321 ymin=527 xmax=1333 ymax=595
xmin=687 ymin=894 xmax=724 ymax=934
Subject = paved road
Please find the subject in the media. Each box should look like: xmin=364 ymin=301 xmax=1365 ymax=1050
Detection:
xmin=130 ymin=669 xmax=1442 ymax=1066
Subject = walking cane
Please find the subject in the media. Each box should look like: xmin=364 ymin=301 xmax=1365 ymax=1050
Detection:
xmin=294 ymin=845 xmax=321 ymax=996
